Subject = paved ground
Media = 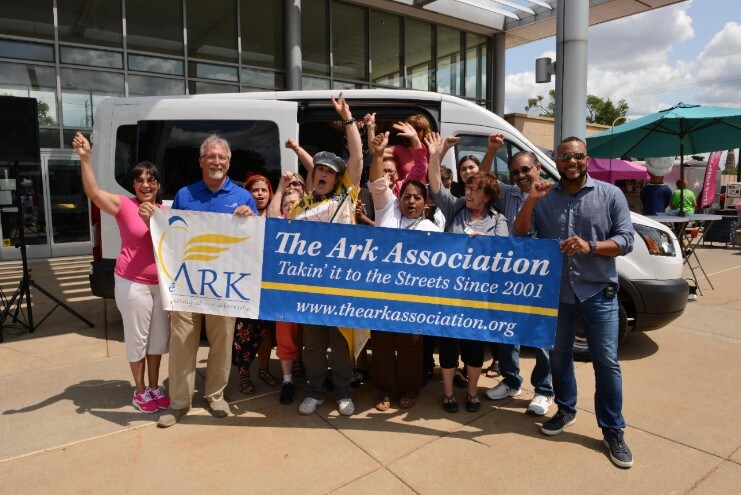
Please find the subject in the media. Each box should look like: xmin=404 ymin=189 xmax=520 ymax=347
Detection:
xmin=0 ymin=245 xmax=739 ymax=494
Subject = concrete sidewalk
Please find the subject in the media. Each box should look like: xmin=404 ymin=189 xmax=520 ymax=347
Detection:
xmin=0 ymin=249 xmax=739 ymax=494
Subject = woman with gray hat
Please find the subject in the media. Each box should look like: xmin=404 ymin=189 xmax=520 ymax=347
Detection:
xmin=288 ymin=93 xmax=364 ymax=416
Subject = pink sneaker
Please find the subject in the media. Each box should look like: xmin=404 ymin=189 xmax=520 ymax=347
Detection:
xmin=148 ymin=386 xmax=170 ymax=410
xmin=132 ymin=389 xmax=159 ymax=413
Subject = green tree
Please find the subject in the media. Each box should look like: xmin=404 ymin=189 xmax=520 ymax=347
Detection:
xmin=37 ymin=100 xmax=55 ymax=125
xmin=586 ymin=95 xmax=629 ymax=125
xmin=525 ymin=89 xmax=555 ymax=117
xmin=525 ymin=91 xmax=629 ymax=125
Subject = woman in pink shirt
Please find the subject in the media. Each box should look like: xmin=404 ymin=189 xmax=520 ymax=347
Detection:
xmin=72 ymin=133 xmax=170 ymax=415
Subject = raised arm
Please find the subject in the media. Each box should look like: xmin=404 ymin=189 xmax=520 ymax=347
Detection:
xmin=425 ymin=132 xmax=445 ymax=193
xmin=368 ymin=132 xmax=390 ymax=183
xmin=285 ymin=138 xmax=314 ymax=192
xmin=267 ymin=172 xmax=293 ymax=218
xmin=72 ymin=132 xmax=121 ymax=216
xmin=332 ymin=93 xmax=363 ymax=188
xmin=363 ymin=113 xmax=377 ymax=150
xmin=479 ymin=133 xmax=504 ymax=175
xmin=513 ymin=179 xmax=552 ymax=235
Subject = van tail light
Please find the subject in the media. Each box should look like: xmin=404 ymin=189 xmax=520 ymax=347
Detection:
xmin=91 ymin=203 xmax=102 ymax=261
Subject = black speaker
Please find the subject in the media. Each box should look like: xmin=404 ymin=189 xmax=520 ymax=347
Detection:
xmin=0 ymin=96 xmax=41 ymax=162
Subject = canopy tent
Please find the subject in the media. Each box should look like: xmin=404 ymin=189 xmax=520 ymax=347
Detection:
xmin=587 ymin=157 xmax=648 ymax=183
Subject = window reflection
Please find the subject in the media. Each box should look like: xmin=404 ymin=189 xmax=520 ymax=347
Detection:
xmin=241 ymin=0 xmax=284 ymax=70
xmin=128 ymin=75 xmax=185 ymax=97
xmin=466 ymin=33 xmax=489 ymax=101
xmin=47 ymin=158 xmax=90 ymax=243
xmin=188 ymin=80 xmax=239 ymax=95
xmin=405 ymin=19 xmax=433 ymax=91
xmin=126 ymin=0 xmax=183 ymax=56
xmin=128 ymin=54 xmax=184 ymax=76
xmin=60 ymin=68 xmax=124 ymax=127
xmin=0 ymin=39 xmax=54 ymax=62
xmin=187 ymin=0 xmax=238 ymax=63
xmin=241 ymin=68 xmax=284 ymax=89
xmin=57 ymin=0 xmax=122 ymax=48
xmin=0 ymin=62 xmax=57 ymax=125
xmin=371 ymin=11 xmax=401 ymax=87
xmin=332 ymin=1 xmax=367 ymax=82
xmin=302 ymin=0 xmax=329 ymax=76
xmin=60 ymin=46 xmax=123 ymax=69
xmin=189 ymin=62 xmax=238 ymax=82
xmin=0 ymin=3 xmax=55 ymax=40
xmin=437 ymin=27 xmax=462 ymax=96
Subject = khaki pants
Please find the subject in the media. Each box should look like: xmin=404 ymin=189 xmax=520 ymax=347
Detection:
xmin=168 ymin=311 xmax=235 ymax=410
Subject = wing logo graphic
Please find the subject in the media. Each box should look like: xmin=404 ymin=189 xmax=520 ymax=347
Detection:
xmin=156 ymin=215 xmax=250 ymax=282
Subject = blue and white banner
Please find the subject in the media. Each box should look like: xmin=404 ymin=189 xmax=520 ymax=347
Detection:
xmin=151 ymin=210 xmax=562 ymax=347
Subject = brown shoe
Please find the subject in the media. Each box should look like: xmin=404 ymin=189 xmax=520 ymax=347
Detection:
xmin=375 ymin=395 xmax=391 ymax=412
xmin=399 ymin=394 xmax=416 ymax=409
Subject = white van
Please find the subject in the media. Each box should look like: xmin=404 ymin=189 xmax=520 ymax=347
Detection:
xmin=88 ymin=89 xmax=688 ymax=357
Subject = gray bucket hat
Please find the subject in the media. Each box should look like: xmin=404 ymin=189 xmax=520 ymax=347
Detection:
xmin=313 ymin=151 xmax=346 ymax=176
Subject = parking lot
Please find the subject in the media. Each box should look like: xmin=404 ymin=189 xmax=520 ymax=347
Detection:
xmin=0 ymin=246 xmax=739 ymax=494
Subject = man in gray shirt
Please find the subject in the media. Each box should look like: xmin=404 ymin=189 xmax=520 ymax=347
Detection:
xmin=514 ymin=137 xmax=635 ymax=468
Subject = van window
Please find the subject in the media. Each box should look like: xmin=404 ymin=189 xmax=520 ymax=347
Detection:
xmin=455 ymin=135 xmax=554 ymax=185
xmin=114 ymin=120 xmax=281 ymax=200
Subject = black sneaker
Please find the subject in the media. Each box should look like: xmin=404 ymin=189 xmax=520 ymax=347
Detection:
xmin=604 ymin=433 xmax=634 ymax=468
xmin=540 ymin=410 xmax=576 ymax=436
xmin=279 ymin=382 xmax=295 ymax=405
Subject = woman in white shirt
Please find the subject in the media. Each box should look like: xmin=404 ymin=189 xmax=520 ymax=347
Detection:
xmin=367 ymin=131 xmax=441 ymax=411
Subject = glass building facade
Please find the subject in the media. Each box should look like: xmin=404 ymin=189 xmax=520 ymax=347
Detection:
xmin=0 ymin=0 xmax=493 ymax=148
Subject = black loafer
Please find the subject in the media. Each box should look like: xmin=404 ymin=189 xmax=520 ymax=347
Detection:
xmin=442 ymin=395 xmax=459 ymax=413
xmin=466 ymin=395 xmax=481 ymax=412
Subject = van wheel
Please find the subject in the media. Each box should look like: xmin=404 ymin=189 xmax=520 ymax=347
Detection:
xmin=572 ymin=300 xmax=628 ymax=361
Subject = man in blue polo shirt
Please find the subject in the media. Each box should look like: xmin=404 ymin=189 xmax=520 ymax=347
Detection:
xmin=158 ymin=134 xmax=256 ymax=428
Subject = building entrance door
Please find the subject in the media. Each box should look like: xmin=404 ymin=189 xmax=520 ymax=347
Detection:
xmin=0 ymin=151 xmax=91 ymax=261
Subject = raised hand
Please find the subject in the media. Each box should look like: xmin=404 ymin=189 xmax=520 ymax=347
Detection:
xmin=392 ymin=121 xmax=421 ymax=148
xmin=370 ymin=131 xmax=389 ymax=157
xmin=528 ymin=178 xmax=553 ymax=200
xmin=331 ymin=92 xmax=352 ymax=120
xmin=71 ymin=132 xmax=91 ymax=158
xmin=284 ymin=138 xmax=300 ymax=151
xmin=487 ymin=133 xmax=505 ymax=150
xmin=424 ymin=132 xmax=444 ymax=158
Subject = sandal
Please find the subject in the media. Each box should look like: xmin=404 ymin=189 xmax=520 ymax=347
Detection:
xmin=466 ymin=393 xmax=481 ymax=412
xmin=442 ymin=394 xmax=459 ymax=413
xmin=292 ymin=361 xmax=305 ymax=378
xmin=485 ymin=363 xmax=501 ymax=378
xmin=375 ymin=395 xmax=392 ymax=412
xmin=258 ymin=368 xmax=280 ymax=387
xmin=399 ymin=394 xmax=417 ymax=409
xmin=239 ymin=368 xmax=255 ymax=395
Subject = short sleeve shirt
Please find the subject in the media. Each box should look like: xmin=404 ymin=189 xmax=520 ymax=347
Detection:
xmin=171 ymin=177 xmax=256 ymax=213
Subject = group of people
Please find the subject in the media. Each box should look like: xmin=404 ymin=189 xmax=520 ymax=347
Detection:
xmin=640 ymin=174 xmax=696 ymax=216
xmin=73 ymin=92 xmax=635 ymax=469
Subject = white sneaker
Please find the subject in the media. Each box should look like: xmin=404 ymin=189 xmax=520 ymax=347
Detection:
xmin=298 ymin=397 xmax=324 ymax=415
xmin=337 ymin=398 xmax=355 ymax=416
xmin=528 ymin=394 xmax=554 ymax=416
xmin=485 ymin=382 xmax=522 ymax=400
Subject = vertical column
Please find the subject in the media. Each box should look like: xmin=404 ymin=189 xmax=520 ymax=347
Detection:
xmin=492 ymin=33 xmax=505 ymax=116
xmin=286 ymin=0 xmax=302 ymax=90
xmin=554 ymin=0 xmax=588 ymax=149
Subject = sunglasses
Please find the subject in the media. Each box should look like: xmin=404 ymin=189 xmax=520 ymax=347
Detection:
xmin=510 ymin=165 xmax=534 ymax=176
xmin=557 ymin=152 xmax=586 ymax=161
xmin=289 ymin=180 xmax=303 ymax=187
xmin=134 ymin=177 xmax=158 ymax=185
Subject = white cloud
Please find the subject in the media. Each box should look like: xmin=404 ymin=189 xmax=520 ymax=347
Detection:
xmin=504 ymin=1 xmax=741 ymax=119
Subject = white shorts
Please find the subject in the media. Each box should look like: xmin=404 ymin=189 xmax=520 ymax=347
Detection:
xmin=114 ymin=274 xmax=170 ymax=362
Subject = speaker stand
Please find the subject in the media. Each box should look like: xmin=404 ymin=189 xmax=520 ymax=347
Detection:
xmin=0 ymin=161 xmax=94 ymax=342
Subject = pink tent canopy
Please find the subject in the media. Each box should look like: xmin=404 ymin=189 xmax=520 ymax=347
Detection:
xmin=587 ymin=157 xmax=649 ymax=183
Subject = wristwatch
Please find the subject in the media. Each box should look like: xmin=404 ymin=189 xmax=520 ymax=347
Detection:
xmin=588 ymin=240 xmax=597 ymax=253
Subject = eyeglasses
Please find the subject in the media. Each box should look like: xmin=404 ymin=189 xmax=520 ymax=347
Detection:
xmin=557 ymin=152 xmax=586 ymax=162
xmin=202 ymin=154 xmax=229 ymax=162
xmin=134 ymin=177 xmax=158 ymax=186
xmin=510 ymin=165 xmax=534 ymax=176
xmin=289 ymin=180 xmax=303 ymax=188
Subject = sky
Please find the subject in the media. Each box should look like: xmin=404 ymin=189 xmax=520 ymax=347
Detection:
xmin=504 ymin=0 xmax=741 ymax=119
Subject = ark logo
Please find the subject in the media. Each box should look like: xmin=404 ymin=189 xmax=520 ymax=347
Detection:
xmin=156 ymin=215 xmax=252 ymax=300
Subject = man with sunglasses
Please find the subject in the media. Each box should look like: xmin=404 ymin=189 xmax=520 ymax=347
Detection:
xmin=478 ymin=139 xmax=555 ymax=417
xmin=514 ymin=137 xmax=635 ymax=468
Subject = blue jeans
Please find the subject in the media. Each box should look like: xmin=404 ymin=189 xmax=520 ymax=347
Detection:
xmin=498 ymin=344 xmax=553 ymax=396
xmin=550 ymin=291 xmax=625 ymax=436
